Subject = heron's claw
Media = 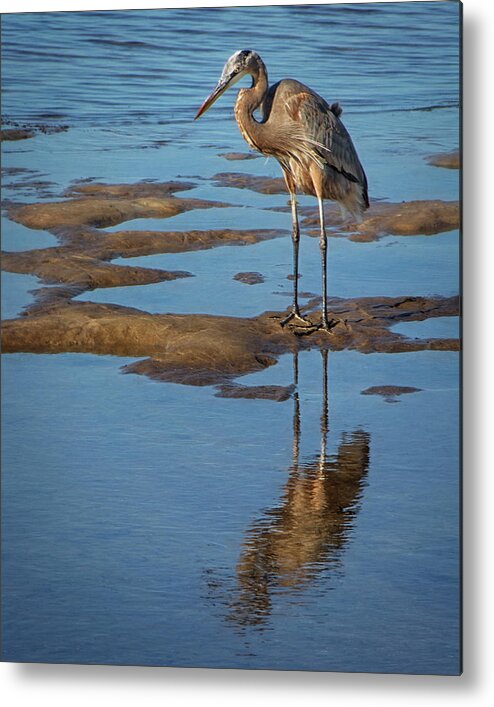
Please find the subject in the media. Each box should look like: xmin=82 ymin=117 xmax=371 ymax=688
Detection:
xmin=321 ymin=317 xmax=339 ymax=332
xmin=279 ymin=308 xmax=347 ymax=336
xmin=292 ymin=317 xmax=345 ymax=336
xmin=280 ymin=308 xmax=314 ymax=329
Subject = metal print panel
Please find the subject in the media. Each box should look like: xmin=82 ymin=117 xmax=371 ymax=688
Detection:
xmin=1 ymin=1 xmax=461 ymax=674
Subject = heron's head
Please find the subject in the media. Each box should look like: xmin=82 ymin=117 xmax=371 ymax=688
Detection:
xmin=194 ymin=50 xmax=261 ymax=119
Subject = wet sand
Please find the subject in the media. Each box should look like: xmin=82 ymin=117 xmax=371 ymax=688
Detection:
xmin=1 ymin=129 xmax=36 ymax=141
xmin=212 ymin=172 xmax=459 ymax=241
xmin=219 ymin=152 xmax=259 ymax=161
xmin=233 ymin=272 xmax=265 ymax=285
xmin=361 ymin=385 xmax=422 ymax=403
xmin=1 ymin=178 xmax=460 ymax=398
xmin=425 ymin=149 xmax=460 ymax=169
xmin=2 ymin=294 xmax=459 ymax=393
xmin=1 ymin=121 xmax=68 ymax=141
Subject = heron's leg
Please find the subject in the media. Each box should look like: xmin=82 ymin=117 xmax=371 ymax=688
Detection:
xmin=280 ymin=193 xmax=313 ymax=328
xmin=318 ymin=197 xmax=332 ymax=330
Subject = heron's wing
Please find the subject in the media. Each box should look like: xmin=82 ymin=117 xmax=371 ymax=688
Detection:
xmin=285 ymin=91 xmax=367 ymax=188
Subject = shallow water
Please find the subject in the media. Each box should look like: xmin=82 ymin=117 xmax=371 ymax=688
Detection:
xmin=77 ymin=229 xmax=459 ymax=317
xmin=1 ymin=2 xmax=460 ymax=674
xmin=1 ymin=349 xmax=459 ymax=673
xmin=0 ymin=216 xmax=56 ymax=252
xmin=391 ymin=315 xmax=460 ymax=340
xmin=0 ymin=271 xmax=40 ymax=319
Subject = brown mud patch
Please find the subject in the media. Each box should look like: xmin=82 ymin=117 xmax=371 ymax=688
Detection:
xmin=215 ymin=383 xmax=295 ymax=401
xmin=233 ymin=272 xmax=265 ymax=285
xmin=63 ymin=181 xmax=195 ymax=199
xmin=276 ymin=198 xmax=458 ymax=242
xmin=98 ymin=228 xmax=283 ymax=258
xmin=1 ymin=121 xmax=68 ymax=141
xmin=1 ymin=295 xmax=459 ymax=398
xmin=361 ymin=385 xmax=422 ymax=404
xmin=212 ymin=171 xmax=459 ymax=241
xmin=5 ymin=180 xmax=226 ymax=230
xmin=213 ymin=172 xmax=286 ymax=195
xmin=2 ymin=247 xmax=192 ymax=300
xmin=426 ymin=150 xmax=460 ymax=169
xmin=219 ymin=152 xmax=259 ymax=161
xmin=1 ymin=129 xmax=35 ymax=142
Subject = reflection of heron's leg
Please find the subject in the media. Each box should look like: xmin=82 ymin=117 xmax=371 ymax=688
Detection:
xmin=292 ymin=351 xmax=301 ymax=468
xmin=280 ymin=193 xmax=313 ymax=328
xmin=319 ymin=349 xmax=329 ymax=469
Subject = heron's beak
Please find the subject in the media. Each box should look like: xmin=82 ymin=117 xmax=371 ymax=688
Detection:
xmin=194 ymin=75 xmax=232 ymax=120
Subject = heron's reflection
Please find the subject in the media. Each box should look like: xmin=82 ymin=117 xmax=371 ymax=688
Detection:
xmin=228 ymin=350 xmax=370 ymax=627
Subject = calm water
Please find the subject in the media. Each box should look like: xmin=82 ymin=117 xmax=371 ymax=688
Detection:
xmin=1 ymin=2 xmax=460 ymax=674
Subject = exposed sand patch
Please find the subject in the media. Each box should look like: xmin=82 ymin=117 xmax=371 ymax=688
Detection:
xmin=1 ymin=121 xmax=68 ymax=141
xmin=219 ymin=152 xmax=259 ymax=161
xmin=233 ymin=272 xmax=265 ymax=285
xmin=2 ymin=247 xmax=192 ymax=296
xmin=215 ymin=383 xmax=295 ymax=401
xmin=212 ymin=171 xmax=460 ymax=241
xmin=7 ymin=191 xmax=226 ymax=231
xmin=213 ymin=172 xmax=286 ymax=194
xmin=2 ymin=295 xmax=460 ymax=397
xmin=425 ymin=150 xmax=460 ymax=169
xmin=361 ymin=385 xmax=422 ymax=403
xmin=1 ymin=129 xmax=35 ymax=141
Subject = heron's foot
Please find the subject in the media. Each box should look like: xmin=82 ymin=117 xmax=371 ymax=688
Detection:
xmin=292 ymin=316 xmax=346 ymax=336
xmin=279 ymin=308 xmax=314 ymax=329
xmin=322 ymin=316 xmax=339 ymax=330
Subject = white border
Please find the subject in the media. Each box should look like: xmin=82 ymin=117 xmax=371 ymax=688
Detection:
xmin=2 ymin=1 xmax=494 ymax=705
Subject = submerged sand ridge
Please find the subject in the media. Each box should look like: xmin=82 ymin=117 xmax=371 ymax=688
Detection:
xmin=1 ymin=178 xmax=460 ymax=399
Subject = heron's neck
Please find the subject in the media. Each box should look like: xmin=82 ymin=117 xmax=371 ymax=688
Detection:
xmin=234 ymin=59 xmax=269 ymax=150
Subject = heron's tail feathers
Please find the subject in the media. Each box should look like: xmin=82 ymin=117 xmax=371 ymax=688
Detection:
xmin=340 ymin=182 xmax=369 ymax=224
xmin=340 ymin=204 xmax=364 ymax=224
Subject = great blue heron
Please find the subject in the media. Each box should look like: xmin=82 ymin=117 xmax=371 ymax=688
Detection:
xmin=195 ymin=49 xmax=369 ymax=332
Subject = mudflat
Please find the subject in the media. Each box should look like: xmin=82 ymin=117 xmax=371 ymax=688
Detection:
xmin=2 ymin=176 xmax=459 ymax=398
